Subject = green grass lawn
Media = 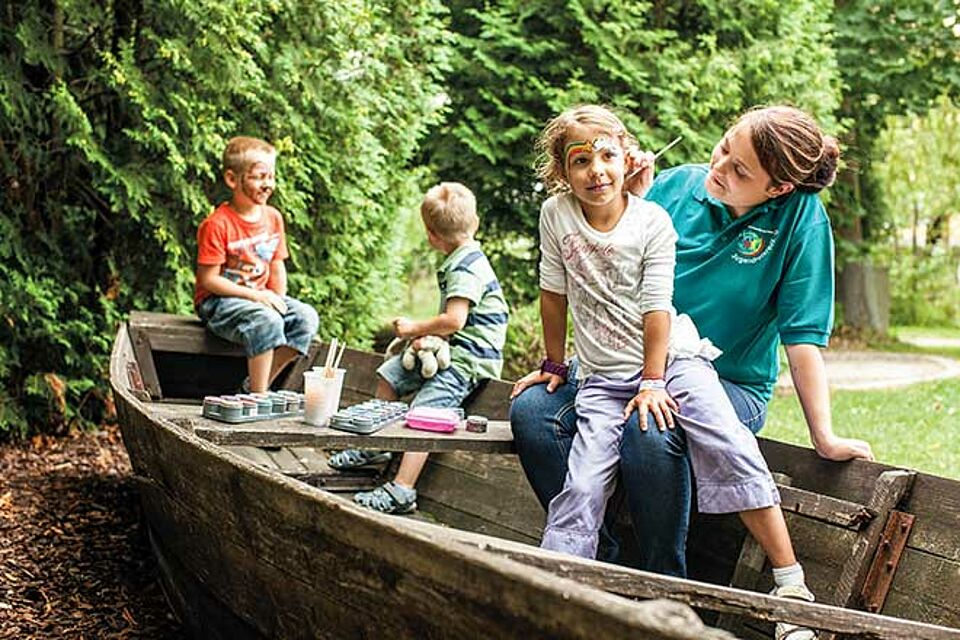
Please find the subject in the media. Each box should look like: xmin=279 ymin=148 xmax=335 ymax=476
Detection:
xmin=764 ymin=325 xmax=960 ymax=479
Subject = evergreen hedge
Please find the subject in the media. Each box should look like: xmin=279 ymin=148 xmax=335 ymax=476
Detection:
xmin=423 ymin=0 xmax=842 ymax=304
xmin=0 ymin=1 xmax=449 ymax=437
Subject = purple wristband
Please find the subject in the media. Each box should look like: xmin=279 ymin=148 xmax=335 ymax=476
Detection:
xmin=540 ymin=358 xmax=569 ymax=380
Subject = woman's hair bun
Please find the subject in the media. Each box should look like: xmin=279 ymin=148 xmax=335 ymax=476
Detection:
xmin=738 ymin=106 xmax=841 ymax=194
xmin=810 ymin=135 xmax=840 ymax=191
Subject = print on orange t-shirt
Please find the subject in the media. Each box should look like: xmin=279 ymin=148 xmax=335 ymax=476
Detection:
xmin=194 ymin=203 xmax=290 ymax=307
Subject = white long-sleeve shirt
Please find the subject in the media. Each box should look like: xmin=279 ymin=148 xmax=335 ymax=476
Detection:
xmin=539 ymin=193 xmax=717 ymax=379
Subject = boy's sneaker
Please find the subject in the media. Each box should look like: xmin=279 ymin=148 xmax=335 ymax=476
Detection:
xmin=238 ymin=376 xmax=252 ymax=394
xmin=770 ymin=584 xmax=817 ymax=640
xmin=328 ymin=449 xmax=392 ymax=470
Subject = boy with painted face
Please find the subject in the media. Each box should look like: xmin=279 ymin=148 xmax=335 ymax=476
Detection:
xmin=516 ymin=105 xmax=815 ymax=640
xmin=194 ymin=136 xmax=319 ymax=393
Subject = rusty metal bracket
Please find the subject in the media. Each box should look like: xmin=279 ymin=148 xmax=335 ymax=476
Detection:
xmin=127 ymin=361 xmax=153 ymax=402
xmin=127 ymin=361 xmax=146 ymax=391
xmin=859 ymin=510 xmax=915 ymax=613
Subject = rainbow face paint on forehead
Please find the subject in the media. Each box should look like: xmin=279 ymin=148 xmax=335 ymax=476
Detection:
xmin=564 ymin=136 xmax=619 ymax=169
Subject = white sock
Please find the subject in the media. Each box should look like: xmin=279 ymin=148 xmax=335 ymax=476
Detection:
xmin=772 ymin=563 xmax=805 ymax=588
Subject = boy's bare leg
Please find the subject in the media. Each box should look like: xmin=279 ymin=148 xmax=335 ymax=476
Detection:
xmin=268 ymin=345 xmax=300 ymax=384
xmin=373 ymin=378 xmax=427 ymax=489
xmin=375 ymin=378 xmax=400 ymax=401
xmin=248 ymin=351 xmax=273 ymax=393
xmin=394 ymin=452 xmax=429 ymax=489
xmin=739 ymin=506 xmax=797 ymax=568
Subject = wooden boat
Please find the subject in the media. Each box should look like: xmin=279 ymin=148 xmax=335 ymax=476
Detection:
xmin=111 ymin=311 xmax=960 ymax=639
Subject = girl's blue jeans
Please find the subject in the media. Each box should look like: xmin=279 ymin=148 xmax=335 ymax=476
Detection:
xmin=508 ymin=358 xmax=766 ymax=577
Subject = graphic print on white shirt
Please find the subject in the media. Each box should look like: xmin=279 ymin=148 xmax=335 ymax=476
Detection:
xmin=539 ymin=193 xmax=679 ymax=378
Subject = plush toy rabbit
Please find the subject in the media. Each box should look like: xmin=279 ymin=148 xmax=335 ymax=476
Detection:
xmin=386 ymin=335 xmax=451 ymax=379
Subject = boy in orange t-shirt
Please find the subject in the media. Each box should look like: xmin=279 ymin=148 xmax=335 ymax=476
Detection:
xmin=194 ymin=136 xmax=319 ymax=393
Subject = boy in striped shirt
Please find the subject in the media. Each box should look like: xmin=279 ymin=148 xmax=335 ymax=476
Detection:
xmin=334 ymin=182 xmax=509 ymax=514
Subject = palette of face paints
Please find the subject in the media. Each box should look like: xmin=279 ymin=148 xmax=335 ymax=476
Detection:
xmin=329 ymin=399 xmax=410 ymax=435
xmin=202 ymin=391 xmax=304 ymax=423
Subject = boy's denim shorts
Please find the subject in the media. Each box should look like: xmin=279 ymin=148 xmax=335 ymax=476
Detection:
xmin=377 ymin=354 xmax=477 ymax=408
xmin=197 ymin=295 xmax=319 ymax=358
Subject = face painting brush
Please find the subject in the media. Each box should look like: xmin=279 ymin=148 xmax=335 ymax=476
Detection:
xmin=624 ymin=135 xmax=683 ymax=181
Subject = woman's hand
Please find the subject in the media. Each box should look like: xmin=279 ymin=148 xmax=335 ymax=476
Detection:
xmin=785 ymin=344 xmax=876 ymax=463
xmin=624 ymin=148 xmax=656 ymax=197
xmin=624 ymin=389 xmax=678 ymax=432
xmin=511 ymin=370 xmax=565 ymax=398
xmin=814 ymin=434 xmax=875 ymax=462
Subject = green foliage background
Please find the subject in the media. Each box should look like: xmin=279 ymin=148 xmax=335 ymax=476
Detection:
xmin=424 ymin=0 xmax=842 ymax=303
xmin=831 ymin=0 xmax=960 ymax=249
xmin=875 ymin=98 xmax=960 ymax=327
xmin=0 ymin=0 xmax=449 ymax=437
xmin=2 ymin=1 xmax=958 ymax=438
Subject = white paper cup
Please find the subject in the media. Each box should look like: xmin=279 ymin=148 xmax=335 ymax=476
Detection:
xmin=303 ymin=368 xmax=345 ymax=426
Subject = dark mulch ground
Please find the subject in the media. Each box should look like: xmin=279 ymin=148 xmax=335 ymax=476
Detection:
xmin=0 ymin=426 xmax=184 ymax=639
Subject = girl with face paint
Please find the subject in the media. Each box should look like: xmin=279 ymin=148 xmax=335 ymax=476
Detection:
xmin=513 ymin=104 xmax=822 ymax=640
xmin=511 ymin=105 xmax=873 ymax=639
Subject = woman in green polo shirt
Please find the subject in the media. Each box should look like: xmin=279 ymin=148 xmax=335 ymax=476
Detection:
xmin=510 ymin=105 xmax=875 ymax=582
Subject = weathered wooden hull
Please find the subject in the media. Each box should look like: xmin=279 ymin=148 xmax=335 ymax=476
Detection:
xmin=111 ymin=313 xmax=960 ymax=639
xmin=112 ymin=322 xmax=729 ymax=639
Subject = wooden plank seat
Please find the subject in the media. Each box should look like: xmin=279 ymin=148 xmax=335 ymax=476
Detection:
xmin=153 ymin=401 xmax=515 ymax=452
xmin=127 ymin=311 xmax=323 ymax=400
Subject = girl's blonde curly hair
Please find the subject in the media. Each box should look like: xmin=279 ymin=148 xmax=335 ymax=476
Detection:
xmin=534 ymin=105 xmax=637 ymax=195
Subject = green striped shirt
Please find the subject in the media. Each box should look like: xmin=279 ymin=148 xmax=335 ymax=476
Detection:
xmin=438 ymin=241 xmax=509 ymax=381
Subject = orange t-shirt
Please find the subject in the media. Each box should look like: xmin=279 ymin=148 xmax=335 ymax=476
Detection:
xmin=193 ymin=203 xmax=290 ymax=307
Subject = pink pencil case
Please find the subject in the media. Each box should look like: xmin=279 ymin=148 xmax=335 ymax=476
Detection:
xmin=405 ymin=407 xmax=460 ymax=433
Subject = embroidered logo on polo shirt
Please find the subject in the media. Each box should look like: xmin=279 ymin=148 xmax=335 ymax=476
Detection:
xmin=732 ymin=226 xmax=778 ymax=264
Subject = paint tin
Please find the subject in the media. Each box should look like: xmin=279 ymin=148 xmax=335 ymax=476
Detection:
xmin=249 ymin=393 xmax=274 ymax=415
xmin=465 ymin=415 xmax=488 ymax=433
xmin=202 ymin=396 xmax=222 ymax=418
xmin=268 ymin=392 xmax=287 ymax=414
xmin=220 ymin=399 xmax=244 ymax=421
xmin=278 ymin=390 xmax=300 ymax=413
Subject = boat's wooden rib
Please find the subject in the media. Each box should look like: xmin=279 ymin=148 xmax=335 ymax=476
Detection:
xmin=113 ymin=312 xmax=960 ymax=638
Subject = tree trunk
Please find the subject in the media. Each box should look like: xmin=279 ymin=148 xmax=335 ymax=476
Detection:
xmin=837 ymin=260 xmax=890 ymax=333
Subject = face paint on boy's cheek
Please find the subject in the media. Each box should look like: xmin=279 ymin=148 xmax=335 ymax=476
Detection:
xmin=243 ymin=180 xmax=271 ymax=201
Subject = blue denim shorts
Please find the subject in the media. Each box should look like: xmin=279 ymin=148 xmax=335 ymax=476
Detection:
xmin=197 ymin=294 xmax=320 ymax=357
xmin=377 ymin=354 xmax=476 ymax=408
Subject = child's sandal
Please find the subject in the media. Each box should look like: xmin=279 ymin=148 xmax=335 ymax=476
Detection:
xmin=353 ymin=482 xmax=417 ymax=514
xmin=328 ymin=449 xmax=392 ymax=470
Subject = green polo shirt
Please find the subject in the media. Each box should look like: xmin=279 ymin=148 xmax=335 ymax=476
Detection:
xmin=646 ymin=165 xmax=835 ymax=402
xmin=437 ymin=241 xmax=509 ymax=381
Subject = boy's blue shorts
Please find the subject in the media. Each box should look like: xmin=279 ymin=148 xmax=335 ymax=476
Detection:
xmin=377 ymin=354 xmax=477 ymax=408
xmin=197 ymin=295 xmax=319 ymax=358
